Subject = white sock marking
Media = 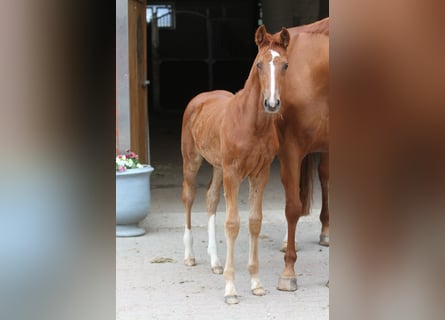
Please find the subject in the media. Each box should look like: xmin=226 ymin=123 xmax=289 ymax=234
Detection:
xmin=183 ymin=225 xmax=194 ymax=260
xmin=283 ymin=227 xmax=288 ymax=243
xmin=207 ymin=215 xmax=221 ymax=268
xmin=225 ymin=281 xmax=238 ymax=297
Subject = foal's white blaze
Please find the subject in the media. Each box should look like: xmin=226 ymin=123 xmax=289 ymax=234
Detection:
xmin=268 ymin=49 xmax=280 ymax=106
xmin=183 ymin=225 xmax=195 ymax=260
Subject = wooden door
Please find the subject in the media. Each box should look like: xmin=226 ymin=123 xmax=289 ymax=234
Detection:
xmin=128 ymin=0 xmax=150 ymax=164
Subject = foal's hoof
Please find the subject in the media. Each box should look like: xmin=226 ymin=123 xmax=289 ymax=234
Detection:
xmin=211 ymin=266 xmax=224 ymax=274
xmin=224 ymin=295 xmax=240 ymax=305
xmin=319 ymin=234 xmax=330 ymax=246
xmin=252 ymin=287 xmax=266 ymax=296
xmin=326 ymin=280 xmax=329 ymax=288
xmin=277 ymin=276 xmax=298 ymax=291
xmin=184 ymin=258 xmax=196 ymax=267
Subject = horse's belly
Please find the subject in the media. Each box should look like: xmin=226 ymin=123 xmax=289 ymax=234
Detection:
xmin=190 ymin=108 xmax=224 ymax=167
xmin=192 ymin=127 xmax=222 ymax=166
xmin=198 ymin=144 xmax=222 ymax=168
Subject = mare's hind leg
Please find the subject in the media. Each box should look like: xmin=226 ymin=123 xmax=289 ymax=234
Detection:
xmin=247 ymin=170 xmax=270 ymax=296
xmin=319 ymin=152 xmax=329 ymax=246
xmin=206 ymin=166 xmax=223 ymax=274
xmin=182 ymin=150 xmax=203 ymax=267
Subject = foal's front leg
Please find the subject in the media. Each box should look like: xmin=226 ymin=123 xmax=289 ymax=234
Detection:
xmin=222 ymin=170 xmax=242 ymax=304
xmin=247 ymin=171 xmax=269 ymax=296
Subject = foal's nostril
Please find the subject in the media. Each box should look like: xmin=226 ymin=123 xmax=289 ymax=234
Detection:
xmin=264 ymin=99 xmax=280 ymax=112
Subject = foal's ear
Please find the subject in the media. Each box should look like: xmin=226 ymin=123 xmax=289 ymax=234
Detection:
xmin=280 ymin=27 xmax=290 ymax=49
xmin=255 ymin=25 xmax=267 ymax=47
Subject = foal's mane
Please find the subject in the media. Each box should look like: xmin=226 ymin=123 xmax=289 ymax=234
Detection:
xmin=295 ymin=17 xmax=329 ymax=36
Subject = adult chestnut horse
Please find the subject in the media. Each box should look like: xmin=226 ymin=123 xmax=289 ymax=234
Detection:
xmin=276 ymin=17 xmax=329 ymax=291
xmin=181 ymin=26 xmax=290 ymax=304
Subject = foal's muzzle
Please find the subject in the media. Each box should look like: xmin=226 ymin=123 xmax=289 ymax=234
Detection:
xmin=264 ymin=99 xmax=281 ymax=113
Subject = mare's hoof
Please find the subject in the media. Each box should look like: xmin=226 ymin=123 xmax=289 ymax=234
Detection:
xmin=252 ymin=287 xmax=266 ymax=296
xmin=277 ymin=276 xmax=298 ymax=291
xmin=184 ymin=258 xmax=196 ymax=267
xmin=211 ymin=266 xmax=224 ymax=274
xmin=319 ymin=234 xmax=330 ymax=246
xmin=224 ymin=295 xmax=240 ymax=305
xmin=279 ymin=242 xmax=298 ymax=253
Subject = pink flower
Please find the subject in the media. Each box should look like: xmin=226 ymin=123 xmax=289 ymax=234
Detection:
xmin=116 ymin=149 xmax=141 ymax=172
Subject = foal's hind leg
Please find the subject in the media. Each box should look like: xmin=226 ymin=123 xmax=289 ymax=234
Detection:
xmin=318 ymin=152 xmax=329 ymax=246
xmin=182 ymin=151 xmax=203 ymax=267
xmin=206 ymin=166 xmax=224 ymax=274
xmin=247 ymin=170 xmax=269 ymax=296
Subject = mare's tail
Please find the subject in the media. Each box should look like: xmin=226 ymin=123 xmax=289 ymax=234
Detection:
xmin=299 ymin=153 xmax=317 ymax=216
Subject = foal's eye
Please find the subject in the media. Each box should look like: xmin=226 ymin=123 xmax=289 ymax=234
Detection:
xmin=283 ymin=62 xmax=289 ymax=70
xmin=256 ymin=62 xmax=263 ymax=69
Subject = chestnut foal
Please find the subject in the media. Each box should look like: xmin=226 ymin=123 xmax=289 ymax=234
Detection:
xmin=181 ymin=25 xmax=290 ymax=304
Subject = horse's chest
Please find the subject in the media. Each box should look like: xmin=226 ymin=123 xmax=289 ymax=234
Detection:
xmin=222 ymin=132 xmax=278 ymax=175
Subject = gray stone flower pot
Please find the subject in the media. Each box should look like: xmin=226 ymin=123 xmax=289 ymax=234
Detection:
xmin=116 ymin=165 xmax=154 ymax=237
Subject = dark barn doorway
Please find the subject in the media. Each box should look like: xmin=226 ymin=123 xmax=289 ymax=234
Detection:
xmin=146 ymin=0 xmax=259 ymax=171
xmin=147 ymin=0 xmax=258 ymax=114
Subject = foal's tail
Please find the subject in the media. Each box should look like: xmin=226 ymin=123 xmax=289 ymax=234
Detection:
xmin=300 ymin=153 xmax=317 ymax=216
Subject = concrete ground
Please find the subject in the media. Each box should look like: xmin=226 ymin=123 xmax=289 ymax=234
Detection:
xmin=116 ymin=114 xmax=329 ymax=319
